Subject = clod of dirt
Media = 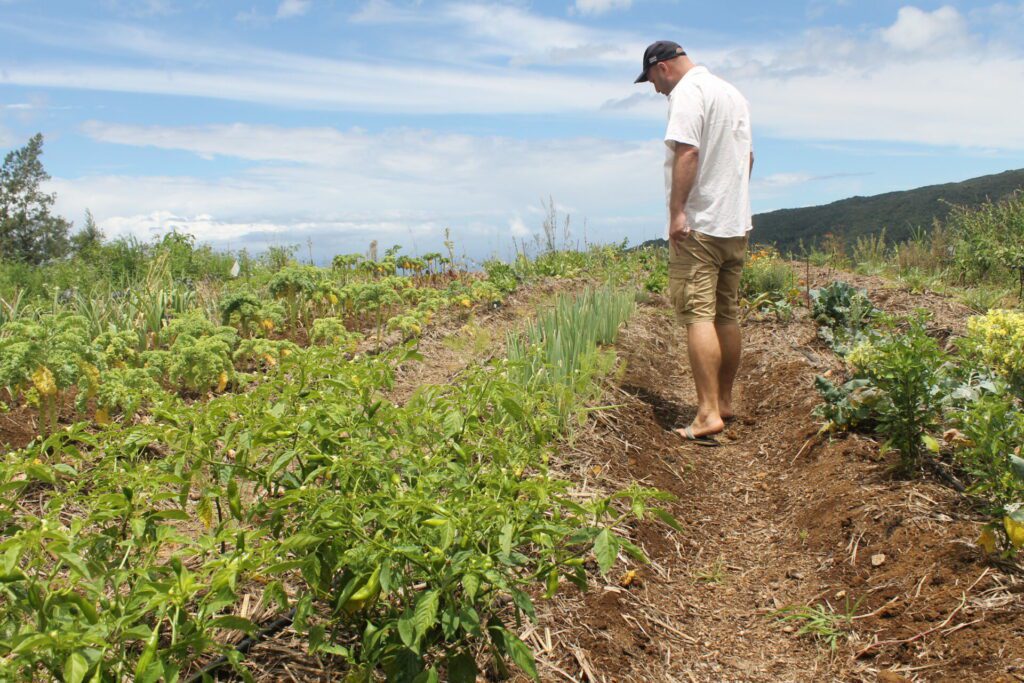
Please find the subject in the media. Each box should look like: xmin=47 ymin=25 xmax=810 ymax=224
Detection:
xmin=877 ymin=672 xmax=910 ymax=683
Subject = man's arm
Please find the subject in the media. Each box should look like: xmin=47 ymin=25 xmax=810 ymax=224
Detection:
xmin=669 ymin=142 xmax=699 ymax=245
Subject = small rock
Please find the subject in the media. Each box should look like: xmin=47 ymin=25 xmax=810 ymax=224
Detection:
xmin=786 ymin=569 xmax=805 ymax=580
xmin=871 ymin=553 xmax=887 ymax=567
xmin=835 ymin=590 xmax=847 ymax=600
xmin=782 ymin=625 xmax=796 ymax=633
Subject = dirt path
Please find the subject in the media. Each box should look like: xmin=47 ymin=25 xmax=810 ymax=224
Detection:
xmin=533 ymin=293 xmax=1024 ymax=682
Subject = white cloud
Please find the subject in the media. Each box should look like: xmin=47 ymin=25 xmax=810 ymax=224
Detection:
xmin=349 ymin=0 xmax=425 ymax=24
xmin=509 ymin=215 xmax=531 ymax=238
xmin=276 ymin=0 xmax=310 ymax=19
xmin=572 ymin=0 xmax=633 ymax=16
xmin=57 ymin=122 xmax=666 ymax=256
xmin=881 ymin=6 xmax=968 ymax=52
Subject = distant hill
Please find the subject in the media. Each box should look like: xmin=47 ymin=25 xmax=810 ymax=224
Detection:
xmin=636 ymin=168 xmax=1024 ymax=253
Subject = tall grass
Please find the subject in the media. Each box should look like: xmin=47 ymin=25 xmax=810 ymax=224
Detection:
xmin=507 ymin=286 xmax=635 ymax=426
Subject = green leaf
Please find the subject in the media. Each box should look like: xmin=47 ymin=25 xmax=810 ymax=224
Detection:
xmin=544 ymin=568 xmax=559 ymax=599
xmin=651 ymin=508 xmax=683 ymax=532
xmin=447 ymin=652 xmax=478 ymax=683
xmin=397 ymin=609 xmax=416 ymax=648
xmin=458 ymin=607 xmax=481 ymax=637
xmin=63 ymin=651 xmax=89 ymax=683
xmin=413 ymin=589 xmax=440 ymax=642
xmin=227 ymin=478 xmax=243 ymax=520
xmin=502 ymin=629 xmax=540 ymax=682
xmin=1010 ymin=454 xmax=1024 ymax=481
xmin=57 ymin=552 xmax=91 ymax=580
xmin=412 ymin=667 xmax=439 ymax=683
xmin=499 ymin=523 xmax=514 ymax=556
xmin=210 ymin=615 xmax=259 ymax=634
xmin=510 ymin=588 xmax=536 ymax=621
xmin=500 ymin=398 xmax=525 ymax=421
xmin=462 ymin=574 xmax=480 ymax=601
xmin=25 ymin=463 xmax=56 ymax=484
xmin=443 ymin=411 xmax=464 ymax=439
xmin=593 ymin=528 xmax=618 ymax=575
xmin=922 ymin=434 xmax=941 ymax=453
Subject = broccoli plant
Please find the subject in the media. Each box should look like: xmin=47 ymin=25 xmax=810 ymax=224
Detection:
xmin=95 ymin=367 xmax=171 ymax=423
xmin=219 ymin=288 xmax=263 ymax=337
xmin=310 ymin=317 xmax=363 ymax=350
xmin=0 ymin=313 xmax=99 ymax=435
xmin=233 ymin=338 xmax=299 ymax=370
xmin=168 ymin=334 xmax=235 ymax=393
xmin=268 ymin=264 xmax=323 ymax=329
xmin=94 ymin=329 xmax=141 ymax=368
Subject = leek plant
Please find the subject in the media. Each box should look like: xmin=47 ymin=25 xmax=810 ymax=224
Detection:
xmin=507 ymin=286 xmax=635 ymax=427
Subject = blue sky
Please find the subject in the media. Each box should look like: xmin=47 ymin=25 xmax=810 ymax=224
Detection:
xmin=1 ymin=0 xmax=1023 ymax=262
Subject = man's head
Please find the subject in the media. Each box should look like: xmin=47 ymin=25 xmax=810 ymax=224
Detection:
xmin=634 ymin=40 xmax=692 ymax=95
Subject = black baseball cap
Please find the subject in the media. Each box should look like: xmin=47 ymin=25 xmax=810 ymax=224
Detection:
xmin=634 ymin=40 xmax=686 ymax=83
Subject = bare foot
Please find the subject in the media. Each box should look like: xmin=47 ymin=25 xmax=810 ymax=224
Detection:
xmin=719 ymin=401 xmax=735 ymax=421
xmin=674 ymin=416 xmax=725 ymax=439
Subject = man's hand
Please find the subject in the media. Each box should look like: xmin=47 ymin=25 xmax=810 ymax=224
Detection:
xmin=669 ymin=213 xmax=690 ymax=246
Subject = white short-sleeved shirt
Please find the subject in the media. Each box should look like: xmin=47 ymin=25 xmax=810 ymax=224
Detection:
xmin=664 ymin=65 xmax=753 ymax=239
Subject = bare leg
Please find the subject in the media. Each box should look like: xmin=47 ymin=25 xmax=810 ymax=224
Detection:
xmin=715 ymin=322 xmax=741 ymax=420
xmin=678 ymin=321 xmax=725 ymax=438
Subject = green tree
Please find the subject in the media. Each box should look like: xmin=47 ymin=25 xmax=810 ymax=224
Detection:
xmin=70 ymin=208 xmax=104 ymax=255
xmin=0 ymin=133 xmax=72 ymax=264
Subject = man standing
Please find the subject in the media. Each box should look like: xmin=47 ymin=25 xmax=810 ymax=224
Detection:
xmin=635 ymin=41 xmax=753 ymax=445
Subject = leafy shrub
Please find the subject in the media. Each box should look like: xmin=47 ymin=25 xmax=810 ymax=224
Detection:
xmin=812 ymin=376 xmax=883 ymax=432
xmin=311 ymin=317 xmax=362 ymax=349
xmin=810 ymin=281 xmax=877 ymax=353
xmin=233 ymin=338 xmax=298 ymax=369
xmin=948 ymin=192 xmax=1024 ymax=289
xmin=741 ymin=247 xmax=796 ymax=300
xmin=0 ymin=313 xmax=99 ymax=434
xmin=845 ymin=315 xmax=947 ymax=474
xmin=168 ymin=334 xmax=235 ymax=392
xmin=643 ymin=254 xmax=667 ymax=294
xmin=483 ymin=259 xmax=520 ymax=295
xmin=961 ymin=309 xmax=1024 ymax=396
xmin=96 ymin=367 xmax=170 ymax=421
xmin=952 ymin=394 xmax=1024 ymax=512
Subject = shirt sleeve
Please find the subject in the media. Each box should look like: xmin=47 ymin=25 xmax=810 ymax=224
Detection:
xmin=664 ymin=85 xmax=703 ymax=150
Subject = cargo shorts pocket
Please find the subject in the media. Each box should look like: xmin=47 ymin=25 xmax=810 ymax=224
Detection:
xmin=668 ymin=263 xmax=698 ymax=321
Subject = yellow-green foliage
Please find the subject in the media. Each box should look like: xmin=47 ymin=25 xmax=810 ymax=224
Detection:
xmin=964 ymin=309 xmax=1024 ymax=392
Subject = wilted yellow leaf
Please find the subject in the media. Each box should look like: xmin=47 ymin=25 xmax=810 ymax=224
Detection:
xmin=977 ymin=527 xmax=998 ymax=554
xmin=619 ymin=570 xmax=638 ymax=588
xmin=216 ymin=371 xmax=229 ymax=392
xmin=31 ymin=366 xmax=57 ymax=397
xmin=95 ymin=407 xmax=111 ymax=426
xmin=1004 ymin=515 xmax=1024 ymax=549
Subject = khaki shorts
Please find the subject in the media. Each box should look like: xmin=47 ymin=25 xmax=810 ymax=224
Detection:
xmin=668 ymin=231 xmax=748 ymax=325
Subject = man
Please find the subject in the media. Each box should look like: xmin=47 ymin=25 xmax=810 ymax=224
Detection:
xmin=635 ymin=41 xmax=753 ymax=446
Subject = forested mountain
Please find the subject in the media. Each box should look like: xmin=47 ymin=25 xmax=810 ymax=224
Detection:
xmin=636 ymin=168 xmax=1024 ymax=252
